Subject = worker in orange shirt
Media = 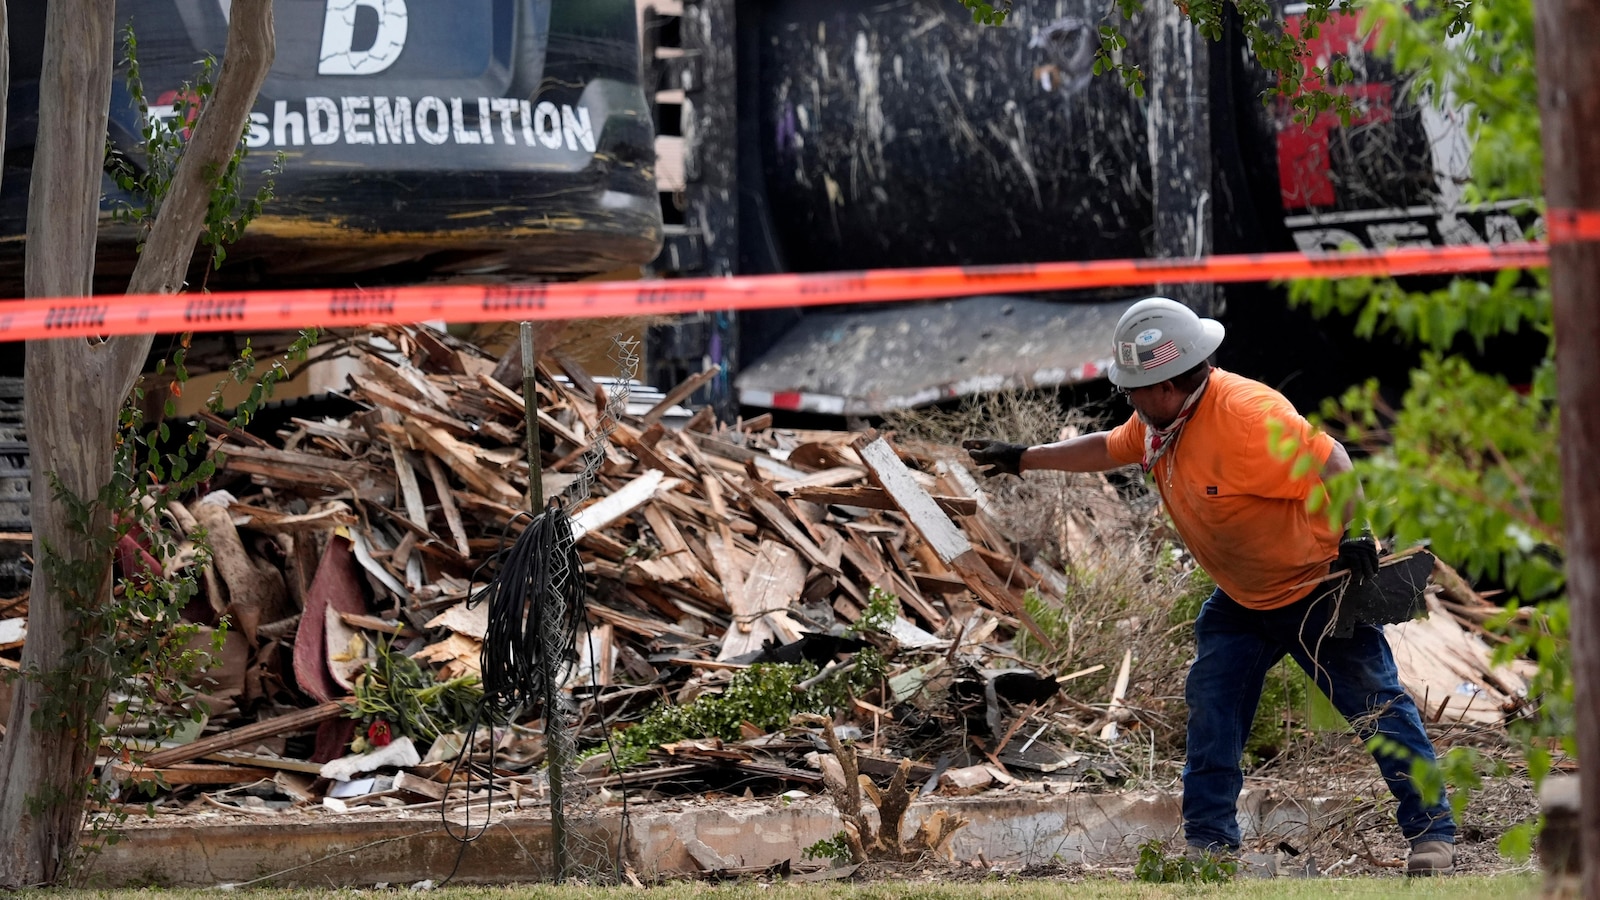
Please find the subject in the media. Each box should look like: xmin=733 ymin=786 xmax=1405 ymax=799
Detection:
xmin=965 ymin=297 xmax=1456 ymax=876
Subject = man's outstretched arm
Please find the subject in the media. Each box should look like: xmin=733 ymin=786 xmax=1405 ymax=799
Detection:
xmin=965 ymin=432 xmax=1122 ymax=476
xmin=1023 ymin=432 xmax=1121 ymax=473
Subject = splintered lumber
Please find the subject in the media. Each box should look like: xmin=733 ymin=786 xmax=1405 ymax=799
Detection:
xmin=219 ymin=444 xmax=383 ymax=493
xmin=643 ymin=503 xmax=725 ymax=605
xmin=424 ymin=453 xmax=473 ymax=558
xmin=228 ymin=501 xmax=358 ymax=534
xmin=854 ymin=438 xmax=970 ymax=562
xmin=739 ymin=482 xmax=842 ymax=576
xmin=854 ymin=434 xmax=1053 ymax=650
xmin=641 ymin=364 xmax=721 ymax=426
xmin=475 ymin=372 xmax=589 ymax=448
xmin=773 ymin=466 xmax=872 ymax=493
xmin=404 ymin=420 xmax=521 ymax=506
xmin=790 ymin=485 xmax=978 ymax=517
xmin=351 ymin=375 xmax=474 ymax=438
xmin=572 ymin=469 xmax=667 ymax=539
xmin=389 ymin=441 xmax=430 ymax=529
xmin=111 ymin=762 xmax=278 ymax=786
xmin=719 ymin=540 xmax=805 ymax=661
xmin=612 ymin=422 xmax=699 ymax=482
xmin=1099 ymin=650 xmax=1133 ymax=741
xmin=139 ymin=699 xmax=350 ymax=769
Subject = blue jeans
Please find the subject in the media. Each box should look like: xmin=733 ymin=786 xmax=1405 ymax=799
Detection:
xmin=1182 ymin=585 xmax=1457 ymax=850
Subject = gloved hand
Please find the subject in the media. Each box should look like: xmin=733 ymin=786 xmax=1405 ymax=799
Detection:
xmin=1337 ymin=531 xmax=1380 ymax=583
xmin=962 ymin=439 xmax=1028 ymax=478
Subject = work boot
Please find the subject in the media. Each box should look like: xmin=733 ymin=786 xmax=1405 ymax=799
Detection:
xmin=1185 ymin=843 xmax=1225 ymax=861
xmin=1185 ymin=844 xmax=1240 ymax=870
xmin=1406 ymin=840 xmax=1456 ymax=877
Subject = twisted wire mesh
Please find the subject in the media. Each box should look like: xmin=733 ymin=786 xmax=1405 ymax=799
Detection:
xmin=560 ymin=336 xmax=640 ymax=509
xmin=547 ymin=335 xmax=639 ymax=881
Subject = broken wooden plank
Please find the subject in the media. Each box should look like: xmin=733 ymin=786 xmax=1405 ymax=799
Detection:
xmin=738 ymin=480 xmax=842 ymax=577
xmin=218 ymin=444 xmax=384 ymax=493
xmin=571 ymin=469 xmax=667 ymax=540
xmin=854 ymin=437 xmax=971 ymax=563
xmin=139 ymin=700 xmax=350 ymax=769
xmin=110 ymin=762 xmax=277 ymax=786
xmin=202 ymin=750 xmax=329 ymax=776
xmin=641 ymin=364 xmax=720 ymax=426
xmin=548 ymin=346 xmax=599 ymax=398
xmin=772 ymin=466 xmax=872 ymax=493
xmin=475 ymin=372 xmax=589 ymax=450
xmin=404 ymin=420 xmax=521 ymax=506
xmin=643 ymin=503 xmax=725 ymax=606
xmin=790 ymin=485 xmax=977 ymax=517
xmin=683 ymin=431 xmax=811 ymax=482
xmin=389 ymin=358 xmax=459 ymax=408
xmin=854 ymin=434 xmax=1053 ymax=650
xmin=718 ymin=540 xmax=805 ymax=661
xmin=389 ymin=443 xmax=430 ymax=533
xmin=394 ymin=770 xmax=450 ymax=801
xmin=351 ymin=375 xmax=474 ymax=438
xmin=424 ymin=453 xmax=473 ymax=558
xmin=227 ymin=501 xmax=358 ymax=534
xmin=1100 ymin=649 xmax=1133 ymax=741
xmin=611 ymin=421 xmax=699 ymax=482
xmin=287 ymin=417 xmax=371 ymax=445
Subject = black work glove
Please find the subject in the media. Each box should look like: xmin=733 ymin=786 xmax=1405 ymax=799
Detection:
xmin=1337 ymin=531 xmax=1380 ymax=583
xmin=962 ymin=439 xmax=1028 ymax=478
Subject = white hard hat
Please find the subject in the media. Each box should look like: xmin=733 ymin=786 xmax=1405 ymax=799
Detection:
xmin=1108 ymin=297 xmax=1225 ymax=389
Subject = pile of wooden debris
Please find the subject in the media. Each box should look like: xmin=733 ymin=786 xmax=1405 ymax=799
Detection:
xmin=0 ymin=325 xmax=1539 ymax=817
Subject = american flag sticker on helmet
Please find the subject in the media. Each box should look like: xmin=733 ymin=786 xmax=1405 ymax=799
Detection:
xmin=1140 ymin=340 xmax=1181 ymax=369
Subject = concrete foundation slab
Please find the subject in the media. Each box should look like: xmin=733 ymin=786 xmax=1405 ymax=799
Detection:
xmin=84 ymin=787 xmax=1353 ymax=887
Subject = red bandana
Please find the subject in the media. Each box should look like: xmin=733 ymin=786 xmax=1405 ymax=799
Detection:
xmin=1141 ymin=379 xmax=1210 ymax=473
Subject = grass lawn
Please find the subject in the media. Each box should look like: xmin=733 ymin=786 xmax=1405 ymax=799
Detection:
xmin=53 ymin=874 xmax=1542 ymax=899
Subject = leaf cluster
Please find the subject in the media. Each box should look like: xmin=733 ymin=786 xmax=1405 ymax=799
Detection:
xmin=958 ymin=0 xmax=1014 ymax=26
xmin=803 ymin=831 xmax=854 ymax=865
xmin=607 ymin=655 xmax=886 ymax=768
xmin=845 ymin=585 xmax=899 ymax=637
xmin=1133 ymin=839 xmax=1239 ymax=882
xmin=351 ymin=639 xmax=487 ymax=744
xmin=1365 ymin=0 xmax=1542 ymax=201
xmin=107 ymin=24 xmax=285 ymax=274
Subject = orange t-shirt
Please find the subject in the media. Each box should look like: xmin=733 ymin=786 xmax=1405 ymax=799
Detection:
xmin=1105 ymin=369 xmax=1340 ymax=610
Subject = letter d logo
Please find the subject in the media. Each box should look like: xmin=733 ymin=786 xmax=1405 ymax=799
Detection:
xmin=319 ymin=0 xmax=408 ymax=75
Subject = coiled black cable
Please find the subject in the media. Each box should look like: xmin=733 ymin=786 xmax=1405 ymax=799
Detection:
xmin=474 ymin=502 xmax=585 ymax=717
xmin=438 ymin=501 xmax=586 ymax=883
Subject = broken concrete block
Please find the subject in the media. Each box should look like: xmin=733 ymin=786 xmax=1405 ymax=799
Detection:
xmin=937 ymin=765 xmax=994 ymax=796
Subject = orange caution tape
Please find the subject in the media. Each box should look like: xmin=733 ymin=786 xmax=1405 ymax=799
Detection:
xmin=1546 ymin=209 xmax=1600 ymax=244
xmin=0 ymin=242 xmax=1548 ymax=342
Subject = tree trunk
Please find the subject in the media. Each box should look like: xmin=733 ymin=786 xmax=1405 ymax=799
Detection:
xmin=0 ymin=0 xmax=119 ymax=885
xmin=0 ymin=1 xmax=274 ymax=887
xmin=1536 ymin=1 xmax=1600 ymax=898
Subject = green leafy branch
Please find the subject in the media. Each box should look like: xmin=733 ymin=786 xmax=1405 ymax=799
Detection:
xmin=108 ymin=24 xmax=285 ymax=276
